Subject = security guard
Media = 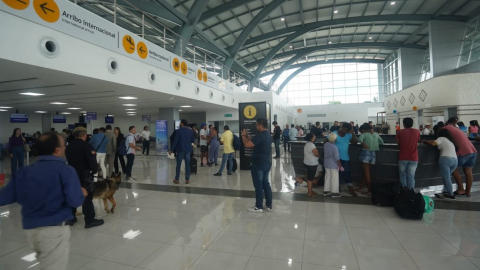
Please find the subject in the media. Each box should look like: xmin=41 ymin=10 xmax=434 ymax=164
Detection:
xmin=66 ymin=127 xmax=104 ymax=228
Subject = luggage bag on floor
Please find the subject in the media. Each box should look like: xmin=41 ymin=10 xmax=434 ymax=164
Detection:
xmin=190 ymin=158 xmax=198 ymax=174
xmin=393 ymin=189 xmax=425 ymax=220
xmin=232 ymin=158 xmax=237 ymax=173
xmin=371 ymin=182 xmax=401 ymax=207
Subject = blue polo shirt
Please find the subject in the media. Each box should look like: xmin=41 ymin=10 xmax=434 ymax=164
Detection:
xmin=0 ymin=156 xmax=85 ymax=229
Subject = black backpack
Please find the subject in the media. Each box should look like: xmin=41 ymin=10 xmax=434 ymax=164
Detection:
xmin=393 ymin=189 xmax=425 ymax=220
xmin=371 ymin=182 xmax=401 ymax=207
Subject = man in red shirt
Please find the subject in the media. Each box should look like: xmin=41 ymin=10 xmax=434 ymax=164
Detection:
xmin=444 ymin=117 xmax=477 ymax=198
xmin=395 ymin=118 xmax=421 ymax=189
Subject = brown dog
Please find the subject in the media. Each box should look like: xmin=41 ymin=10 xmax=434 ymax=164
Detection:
xmin=93 ymin=172 xmax=122 ymax=213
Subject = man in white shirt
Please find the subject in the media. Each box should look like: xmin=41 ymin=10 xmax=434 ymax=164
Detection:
xmin=288 ymin=124 xmax=298 ymax=152
xmin=126 ymin=126 xmax=142 ymax=181
xmin=422 ymin=123 xmax=432 ymax=135
xmin=200 ymin=124 xmax=208 ymax=166
xmin=141 ymin=126 xmax=151 ymax=156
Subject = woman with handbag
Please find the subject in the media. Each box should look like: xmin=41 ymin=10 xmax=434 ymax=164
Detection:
xmin=9 ymin=128 xmax=26 ymax=175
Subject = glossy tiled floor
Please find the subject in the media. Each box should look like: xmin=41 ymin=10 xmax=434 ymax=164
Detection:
xmin=1 ymin=152 xmax=480 ymax=269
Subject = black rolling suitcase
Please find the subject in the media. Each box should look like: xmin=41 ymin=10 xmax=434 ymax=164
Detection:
xmin=371 ymin=182 xmax=401 ymax=207
xmin=393 ymin=189 xmax=425 ymax=220
xmin=232 ymin=158 xmax=237 ymax=173
xmin=190 ymin=158 xmax=198 ymax=174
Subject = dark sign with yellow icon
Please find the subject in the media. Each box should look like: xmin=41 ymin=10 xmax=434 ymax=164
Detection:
xmin=238 ymin=102 xmax=271 ymax=170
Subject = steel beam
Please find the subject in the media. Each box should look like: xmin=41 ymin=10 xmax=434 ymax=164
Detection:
xmin=269 ymin=42 xmax=426 ymax=87
xmin=276 ymin=59 xmax=383 ymax=93
xmin=174 ymin=0 xmax=210 ymax=55
xmin=199 ymin=0 xmax=257 ymax=22
xmin=224 ymin=0 xmax=287 ymax=68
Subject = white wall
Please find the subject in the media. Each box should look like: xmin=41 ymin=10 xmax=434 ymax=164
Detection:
xmin=383 ymin=72 xmax=480 ymax=130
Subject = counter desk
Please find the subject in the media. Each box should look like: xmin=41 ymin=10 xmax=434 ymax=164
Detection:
xmin=289 ymin=138 xmax=480 ymax=188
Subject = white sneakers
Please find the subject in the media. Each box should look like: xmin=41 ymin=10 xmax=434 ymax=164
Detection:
xmin=247 ymin=206 xmax=273 ymax=213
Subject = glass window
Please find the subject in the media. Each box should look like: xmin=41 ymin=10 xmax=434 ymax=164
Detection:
xmin=322 ymin=81 xmax=333 ymax=88
xmin=334 ymin=81 xmax=346 ymax=88
xmin=333 ymin=73 xmax=345 ymax=81
xmin=333 ymin=64 xmax=345 ymax=73
xmin=322 ymin=89 xmax=334 ymax=96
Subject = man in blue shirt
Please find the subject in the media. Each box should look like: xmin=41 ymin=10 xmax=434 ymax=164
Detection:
xmin=89 ymin=127 xmax=109 ymax=179
xmin=170 ymin=119 xmax=196 ymax=184
xmin=332 ymin=123 xmax=358 ymax=196
xmin=0 ymin=132 xmax=85 ymax=269
xmin=241 ymin=118 xmax=273 ymax=212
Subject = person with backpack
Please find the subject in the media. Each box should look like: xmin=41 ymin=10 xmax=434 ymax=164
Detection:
xmin=356 ymin=123 xmax=384 ymax=196
xmin=283 ymin=124 xmax=290 ymax=152
xmin=423 ymin=129 xmax=458 ymax=200
xmin=395 ymin=118 xmax=421 ymax=189
xmin=89 ymin=128 xmax=109 ymax=179
xmin=214 ymin=125 xmax=235 ymax=176
xmin=272 ymin=121 xmax=282 ymax=158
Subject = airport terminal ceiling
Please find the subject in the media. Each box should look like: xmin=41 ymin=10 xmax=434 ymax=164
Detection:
xmin=74 ymin=0 xmax=479 ymax=89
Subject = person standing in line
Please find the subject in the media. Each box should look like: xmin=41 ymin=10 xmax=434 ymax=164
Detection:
xmin=395 ymin=118 xmax=421 ymax=189
xmin=289 ymin=124 xmax=298 ymax=151
xmin=89 ymin=128 xmax=109 ymax=179
xmin=351 ymin=121 xmax=359 ymax=135
xmin=125 ymin=126 xmax=142 ymax=181
xmin=214 ymin=125 xmax=234 ymax=176
xmin=297 ymin=125 xmax=304 ymax=137
xmin=272 ymin=121 xmax=282 ymax=158
xmin=141 ymin=126 xmax=151 ymax=156
xmin=170 ymin=119 xmax=195 ymax=184
xmin=104 ymin=125 xmax=117 ymax=178
xmin=458 ymin=121 xmax=469 ymax=137
xmin=444 ymin=117 xmax=477 ymax=198
xmin=242 ymin=118 xmax=273 ymax=212
xmin=9 ymin=128 xmax=25 ymax=175
xmin=283 ymin=124 xmax=290 ymax=152
xmin=66 ymin=127 xmax=104 ymax=228
xmin=303 ymin=133 xmax=320 ymax=197
xmin=0 ymin=132 xmax=86 ymax=270
xmin=422 ymin=123 xmax=432 ymax=135
xmin=114 ymin=127 xmax=126 ymax=175
xmin=208 ymin=126 xmax=220 ymax=166
xmin=331 ymin=123 xmax=358 ymax=196
xmin=469 ymin=120 xmax=479 ymax=138
xmin=199 ymin=124 xmax=209 ymax=166
xmin=311 ymin=122 xmax=324 ymax=138
xmin=356 ymin=123 xmax=384 ymax=196
xmin=330 ymin=121 xmax=341 ymax=132
xmin=323 ymin=133 xmax=343 ymax=197
xmin=423 ymin=129 xmax=458 ymax=200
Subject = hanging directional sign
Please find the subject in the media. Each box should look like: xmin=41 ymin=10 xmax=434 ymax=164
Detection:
xmin=137 ymin=41 xmax=148 ymax=59
xmin=33 ymin=0 xmax=59 ymax=23
xmin=122 ymin=35 xmax=135 ymax=54
xmin=3 ymin=0 xmax=30 ymax=10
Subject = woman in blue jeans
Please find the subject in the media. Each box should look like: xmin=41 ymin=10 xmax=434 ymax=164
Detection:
xmin=9 ymin=128 xmax=26 ymax=175
xmin=423 ymin=129 xmax=458 ymax=200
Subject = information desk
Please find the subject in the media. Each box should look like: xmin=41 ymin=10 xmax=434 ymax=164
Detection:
xmin=290 ymin=138 xmax=480 ymax=188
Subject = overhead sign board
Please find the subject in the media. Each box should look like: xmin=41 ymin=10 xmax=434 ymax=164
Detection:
xmin=10 ymin=113 xmax=28 ymax=123
xmin=142 ymin=115 xmax=151 ymax=122
xmin=0 ymin=0 xmax=234 ymax=95
xmin=105 ymin=116 xmax=114 ymax=124
xmin=53 ymin=115 xmax=66 ymax=123
xmin=224 ymin=114 xmax=232 ymax=117
xmin=86 ymin=112 xmax=97 ymax=120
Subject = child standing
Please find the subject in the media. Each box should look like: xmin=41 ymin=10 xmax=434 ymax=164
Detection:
xmin=323 ymin=133 xmax=343 ymax=197
xmin=357 ymin=123 xmax=384 ymax=196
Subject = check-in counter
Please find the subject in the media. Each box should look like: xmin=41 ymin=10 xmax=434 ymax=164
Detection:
xmin=290 ymin=136 xmax=480 ymax=188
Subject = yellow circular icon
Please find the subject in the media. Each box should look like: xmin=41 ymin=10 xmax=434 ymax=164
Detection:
xmin=122 ymin=35 xmax=135 ymax=54
xmin=203 ymin=72 xmax=208 ymax=83
xmin=136 ymin=41 xmax=148 ymax=59
xmin=244 ymin=105 xmax=257 ymax=119
xmin=172 ymin=58 xmax=180 ymax=72
xmin=197 ymin=70 xmax=202 ymax=80
xmin=3 ymin=0 xmax=30 ymax=10
xmin=33 ymin=0 xmax=59 ymax=23
xmin=181 ymin=62 xmax=187 ymax=75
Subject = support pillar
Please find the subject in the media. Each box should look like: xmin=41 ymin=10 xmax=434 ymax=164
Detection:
xmin=397 ymin=48 xmax=425 ymax=90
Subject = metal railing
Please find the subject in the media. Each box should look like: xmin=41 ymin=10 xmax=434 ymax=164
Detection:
xmin=77 ymin=0 xmax=252 ymax=89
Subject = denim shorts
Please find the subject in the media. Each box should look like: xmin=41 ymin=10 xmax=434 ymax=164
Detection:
xmin=359 ymin=150 xmax=376 ymax=165
xmin=457 ymin=153 xmax=477 ymax=168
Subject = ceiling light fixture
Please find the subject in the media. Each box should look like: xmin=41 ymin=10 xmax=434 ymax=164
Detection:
xmin=67 ymin=108 xmax=81 ymax=110
xmin=369 ymin=36 xmax=372 ymax=39
xmin=281 ymin=17 xmax=285 ymax=21
xmin=0 ymin=106 xmax=12 ymax=109
xmin=61 ymin=112 xmax=71 ymax=115
xmin=180 ymin=105 xmax=192 ymax=108
xmin=35 ymin=111 xmax=47 ymax=113
xmin=334 ymin=10 xmax=338 ymax=14
xmin=125 ymin=109 xmax=136 ymax=110
xmin=20 ymin=92 xmax=45 ymax=96
xmin=179 ymin=110 xmax=183 ymax=112
xmin=123 ymin=104 xmax=137 ymax=106
xmin=328 ymin=41 xmax=332 ymax=44
xmin=119 ymin=96 xmax=137 ymax=100
xmin=0 ymin=109 xmax=7 ymax=112
xmin=390 ymin=1 xmax=395 ymax=5
xmin=50 ymin=102 xmax=67 ymax=105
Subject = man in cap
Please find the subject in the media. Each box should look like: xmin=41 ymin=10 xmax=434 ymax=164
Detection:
xmin=65 ymin=126 xmax=104 ymax=228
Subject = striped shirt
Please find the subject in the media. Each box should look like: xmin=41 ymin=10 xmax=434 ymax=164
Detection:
xmin=323 ymin=142 xmax=340 ymax=169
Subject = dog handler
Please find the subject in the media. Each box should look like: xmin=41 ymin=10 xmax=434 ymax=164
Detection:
xmin=0 ymin=132 xmax=86 ymax=270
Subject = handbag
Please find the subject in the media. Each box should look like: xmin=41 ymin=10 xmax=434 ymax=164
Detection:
xmin=24 ymin=144 xmax=31 ymax=152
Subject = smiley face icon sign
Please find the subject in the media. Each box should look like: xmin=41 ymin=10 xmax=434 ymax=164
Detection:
xmin=243 ymin=105 xmax=257 ymax=119
xmin=122 ymin=35 xmax=135 ymax=54
xmin=202 ymin=72 xmax=208 ymax=83
xmin=33 ymin=0 xmax=59 ymax=23
xmin=181 ymin=62 xmax=187 ymax=75
xmin=172 ymin=58 xmax=180 ymax=72
xmin=197 ymin=70 xmax=202 ymax=81
xmin=137 ymin=41 xmax=148 ymax=59
xmin=3 ymin=0 xmax=30 ymax=10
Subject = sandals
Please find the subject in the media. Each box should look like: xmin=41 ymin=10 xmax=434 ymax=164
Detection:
xmin=349 ymin=191 xmax=358 ymax=197
xmin=307 ymin=191 xmax=318 ymax=198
